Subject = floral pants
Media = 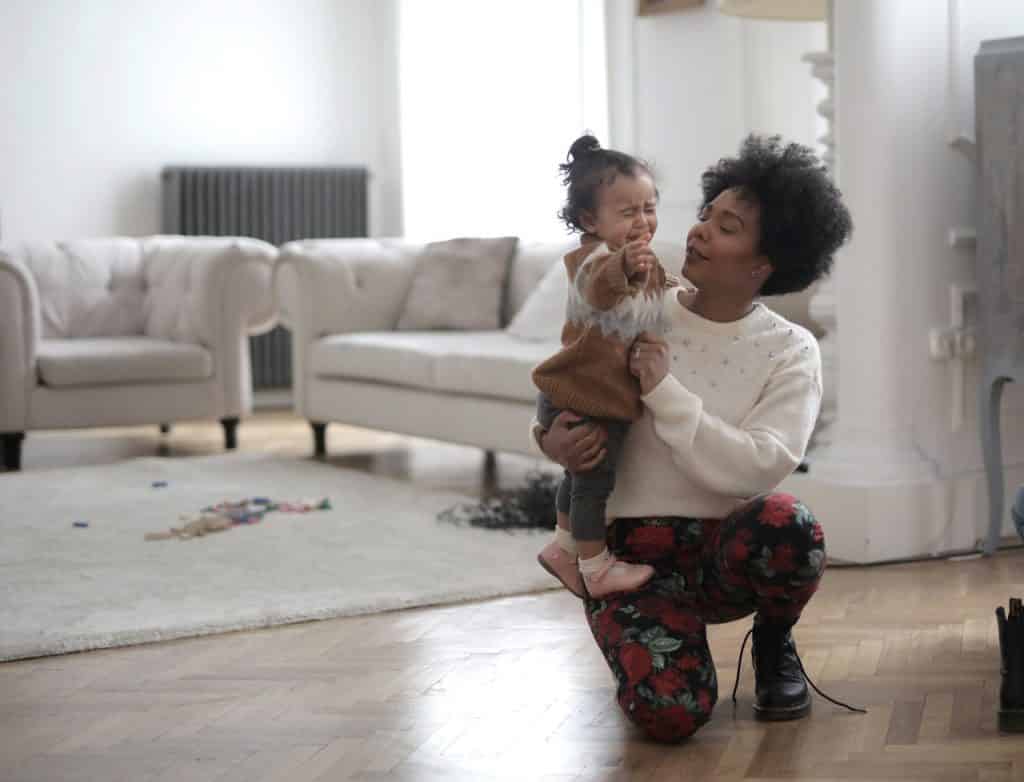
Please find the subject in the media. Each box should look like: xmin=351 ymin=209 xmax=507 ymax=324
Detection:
xmin=585 ymin=492 xmax=826 ymax=743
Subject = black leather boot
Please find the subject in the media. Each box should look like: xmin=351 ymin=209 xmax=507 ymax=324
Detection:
xmin=752 ymin=619 xmax=811 ymax=721
xmin=998 ymin=598 xmax=1024 ymax=732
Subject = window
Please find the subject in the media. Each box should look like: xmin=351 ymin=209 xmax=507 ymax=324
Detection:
xmin=399 ymin=0 xmax=608 ymax=240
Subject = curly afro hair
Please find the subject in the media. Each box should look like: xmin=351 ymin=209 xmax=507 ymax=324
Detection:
xmin=700 ymin=134 xmax=852 ymax=296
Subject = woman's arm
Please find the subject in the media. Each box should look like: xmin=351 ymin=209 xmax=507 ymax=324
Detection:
xmin=632 ymin=334 xmax=821 ymax=497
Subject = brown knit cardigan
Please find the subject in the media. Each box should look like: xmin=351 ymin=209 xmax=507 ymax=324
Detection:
xmin=532 ymin=236 xmax=674 ymax=421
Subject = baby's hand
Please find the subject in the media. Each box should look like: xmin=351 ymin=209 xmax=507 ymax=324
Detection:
xmin=624 ymin=240 xmax=656 ymax=279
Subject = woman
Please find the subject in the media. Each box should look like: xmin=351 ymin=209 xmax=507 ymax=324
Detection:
xmin=533 ymin=135 xmax=853 ymax=742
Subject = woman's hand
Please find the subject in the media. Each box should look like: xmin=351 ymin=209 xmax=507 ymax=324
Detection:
xmin=630 ymin=331 xmax=670 ymax=395
xmin=539 ymin=410 xmax=607 ymax=472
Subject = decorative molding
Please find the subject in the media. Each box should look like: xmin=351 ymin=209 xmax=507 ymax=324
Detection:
xmin=804 ymin=0 xmax=837 ymax=449
xmin=637 ymin=0 xmax=704 ymax=16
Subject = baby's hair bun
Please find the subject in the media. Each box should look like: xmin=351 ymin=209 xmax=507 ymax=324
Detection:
xmin=567 ymin=134 xmax=602 ymax=163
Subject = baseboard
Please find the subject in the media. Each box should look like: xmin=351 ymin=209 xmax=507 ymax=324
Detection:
xmin=780 ymin=462 xmax=1024 ymax=564
xmin=253 ymin=390 xmax=293 ymax=411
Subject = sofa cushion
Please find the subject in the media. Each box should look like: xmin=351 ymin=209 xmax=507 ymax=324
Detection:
xmin=13 ymin=239 xmax=147 ymax=339
xmin=396 ymin=237 xmax=518 ymax=331
xmin=506 ymin=256 xmax=567 ymax=342
xmin=311 ymin=332 xmax=445 ymax=390
xmin=36 ymin=338 xmax=214 ymax=387
xmin=310 ymin=331 xmax=557 ymax=403
xmin=432 ymin=333 xmax=557 ymax=401
xmin=505 ymin=240 xmax=573 ymax=325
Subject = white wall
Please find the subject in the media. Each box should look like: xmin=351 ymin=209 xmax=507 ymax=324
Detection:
xmin=605 ymin=1 xmax=825 ymax=244
xmin=0 ymin=0 xmax=402 ymax=241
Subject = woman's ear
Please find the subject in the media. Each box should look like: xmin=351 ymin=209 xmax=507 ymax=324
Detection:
xmin=579 ymin=211 xmax=598 ymax=235
xmin=752 ymin=259 xmax=774 ymax=280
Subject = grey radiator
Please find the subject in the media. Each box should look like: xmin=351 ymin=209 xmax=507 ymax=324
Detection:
xmin=161 ymin=166 xmax=369 ymax=389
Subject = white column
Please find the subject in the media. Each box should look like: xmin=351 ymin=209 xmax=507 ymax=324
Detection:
xmin=812 ymin=0 xmax=943 ymax=485
xmin=738 ymin=0 xmax=1012 ymax=562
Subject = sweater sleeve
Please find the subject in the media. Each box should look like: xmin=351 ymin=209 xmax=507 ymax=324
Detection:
xmin=640 ymin=354 xmax=822 ymax=498
xmin=580 ymin=247 xmax=631 ymax=311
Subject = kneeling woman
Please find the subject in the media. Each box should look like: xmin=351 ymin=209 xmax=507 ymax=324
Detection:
xmin=535 ymin=134 xmax=853 ymax=742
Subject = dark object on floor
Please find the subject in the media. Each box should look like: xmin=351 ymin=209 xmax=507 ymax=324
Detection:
xmin=221 ymin=417 xmax=239 ymax=450
xmin=2 ymin=432 xmax=25 ymax=471
xmin=997 ymin=597 xmax=1024 ymax=732
xmin=437 ymin=471 xmax=559 ymax=530
xmin=311 ymin=421 xmax=327 ymax=457
xmin=750 ymin=620 xmax=812 ymax=721
xmin=1012 ymin=486 xmax=1024 ymax=542
xmin=733 ymin=622 xmax=867 ymax=717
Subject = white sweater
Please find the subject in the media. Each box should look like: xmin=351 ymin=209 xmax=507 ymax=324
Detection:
xmin=534 ymin=288 xmax=822 ymax=521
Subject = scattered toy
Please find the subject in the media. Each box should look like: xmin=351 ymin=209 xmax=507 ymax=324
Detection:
xmin=145 ymin=497 xmax=331 ymax=541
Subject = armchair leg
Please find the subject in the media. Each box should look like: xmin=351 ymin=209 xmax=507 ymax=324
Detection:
xmin=221 ymin=417 xmax=239 ymax=450
xmin=311 ymin=421 xmax=327 ymax=458
xmin=483 ymin=449 xmax=497 ymax=479
xmin=2 ymin=432 xmax=25 ymax=471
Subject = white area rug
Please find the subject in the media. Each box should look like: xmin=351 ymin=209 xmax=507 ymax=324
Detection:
xmin=0 ymin=453 xmax=554 ymax=661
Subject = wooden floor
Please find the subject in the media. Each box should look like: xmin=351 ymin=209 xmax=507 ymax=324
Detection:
xmin=3 ymin=412 xmax=1024 ymax=781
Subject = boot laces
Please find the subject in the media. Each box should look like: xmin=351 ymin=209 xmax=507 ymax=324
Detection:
xmin=731 ymin=627 xmax=867 ymax=714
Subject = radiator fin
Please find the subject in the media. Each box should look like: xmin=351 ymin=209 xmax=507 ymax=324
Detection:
xmin=161 ymin=166 xmax=369 ymax=389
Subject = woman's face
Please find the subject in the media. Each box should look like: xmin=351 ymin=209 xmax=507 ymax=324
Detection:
xmin=580 ymin=171 xmax=658 ymax=252
xmin=683 ymin=187 xmax=772 ymax=295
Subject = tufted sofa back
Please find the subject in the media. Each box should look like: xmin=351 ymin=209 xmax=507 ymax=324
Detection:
xmin=6 ymin=236 xmax=277 ymax=344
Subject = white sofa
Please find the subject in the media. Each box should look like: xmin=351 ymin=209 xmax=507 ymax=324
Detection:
xmin=274 ymin=237 xmax=822 ymax=459
xmin=0 ymin=235 xmax=277 ymax=470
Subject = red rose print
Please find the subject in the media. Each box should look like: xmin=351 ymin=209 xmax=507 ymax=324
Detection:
xmin=625 ymin=525 xmax=675 ymax=559
xmin=676 ymin=653 xmax=702 ymax=671
xmin=760 ymin=494 xmax=796 ymax=528
xmin=661 ymin=607 xmax=702 ymax=635
xmin=697 ymin=689 xmax=714 ymax=715
xmin=767 ymin=544 xmax=796 ymax=573
xmin=650 ymin=666 xmax=685 ymax=697
xmin=635 ymin=596 xmax=671 ymax=618
xmin=619 ymin=642 xmax=653 ymax=685
xmin=648 ymin=704 xmax=697 ymax=742
xmin=728 ymin=538 xmax=750 ymax=562
xmin=593 ymin=608 xmax=623 ymax=646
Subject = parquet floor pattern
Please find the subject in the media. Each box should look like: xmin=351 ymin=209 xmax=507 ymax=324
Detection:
xmin=2 ymin=412 xmax=1022 ymax=781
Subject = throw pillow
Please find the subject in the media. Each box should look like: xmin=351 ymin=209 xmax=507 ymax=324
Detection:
xmin=396 ymin=236 xmax=518 ymax=330
xmin=505 ymin=257 xmax=567 ymax=342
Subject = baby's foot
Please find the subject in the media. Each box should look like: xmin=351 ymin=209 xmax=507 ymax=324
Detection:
xmin=581 ymin=555 xmax=654 ymax=599
xmin=537 ymin=540 xmax=585 ymax=599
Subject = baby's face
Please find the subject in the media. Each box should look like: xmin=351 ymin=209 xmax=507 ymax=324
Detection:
xmin=582 ymin=172 xmax=658 ymax=251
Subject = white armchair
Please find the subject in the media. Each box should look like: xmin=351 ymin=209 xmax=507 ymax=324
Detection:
xmin=0 ymin=235 xmax=277 ymax=470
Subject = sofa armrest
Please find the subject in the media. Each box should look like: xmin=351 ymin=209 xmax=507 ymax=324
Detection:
xmin=274 ymin=239 xmax=418 ymax=416
xmin=142 ymin=236 xmax=278 ymax=417
xmin=0 ymin=249 xmax=40 ymax=432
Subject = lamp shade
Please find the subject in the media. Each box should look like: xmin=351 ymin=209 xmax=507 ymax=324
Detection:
xmin=718 ymin=0 xmax=825 ymax=21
